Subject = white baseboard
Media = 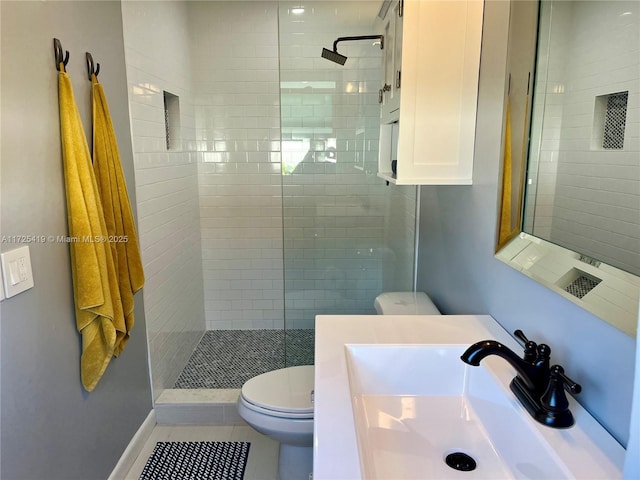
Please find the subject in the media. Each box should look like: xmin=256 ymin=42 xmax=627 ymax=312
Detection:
xmin=108 ymin=410 xmax=156 ymax=480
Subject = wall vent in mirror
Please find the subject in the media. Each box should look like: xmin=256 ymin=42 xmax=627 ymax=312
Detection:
xmin=593 ymin=91 xmax=628 ymax=150
xmin=163 ymin=91 xmax=180 ymax=150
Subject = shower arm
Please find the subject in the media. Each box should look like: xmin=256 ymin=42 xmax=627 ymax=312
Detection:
xmin=333 ymin=35 xmax=384 ymax=52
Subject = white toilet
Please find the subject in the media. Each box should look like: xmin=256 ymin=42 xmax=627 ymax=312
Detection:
xmin=237 ymin=365 xmax=314 ymax=480
xmin=237 ymin=291 xmax=440 ymax=480
xmin=374 ymin=291 xmax=441 ymax=315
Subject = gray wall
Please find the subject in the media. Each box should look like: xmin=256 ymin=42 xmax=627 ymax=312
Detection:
xmin=416 ymin=0 xmax=636 ymax=447
xmin=1 ymin=2 xmax=153 ymax=479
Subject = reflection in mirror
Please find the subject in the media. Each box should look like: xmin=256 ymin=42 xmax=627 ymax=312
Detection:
xmin=497 ymin=0 xmax=539 ymax=250
xmin=496 ymin=0 xmax=639 ymax=337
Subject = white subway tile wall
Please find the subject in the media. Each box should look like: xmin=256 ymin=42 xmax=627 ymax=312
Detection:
xmin=190 ymin=1 xmax=416 ymax=330
xmin=122 ymin=1 xmax=206 ymax=400
xmin=188 ymin=2 xmax=285 ymax=330
xmin=122 ymin=1 xmax=417 ymax=367
xmin=527 ymin=1 xmax=639 ymax=274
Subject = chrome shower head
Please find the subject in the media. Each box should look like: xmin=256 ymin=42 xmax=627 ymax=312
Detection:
xmin=320 ymin=35 xmax=384 ymax=66
xmin=321 ymin=47 xmax=348 ymax=65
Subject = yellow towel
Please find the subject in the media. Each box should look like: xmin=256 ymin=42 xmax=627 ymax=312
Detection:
xmin=58 ymin=66 xmax=123 ymax=392
xmin=498 ymin=96 xmax=514 ymax=249
xmin=497 ymin=88 xmax=530 ymax=251
xmin=91 ymin=74 xmax=145 ymax=356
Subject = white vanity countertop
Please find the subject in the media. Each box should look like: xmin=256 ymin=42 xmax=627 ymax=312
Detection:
xmin=313 ymin=314 xmax=626 ymax=480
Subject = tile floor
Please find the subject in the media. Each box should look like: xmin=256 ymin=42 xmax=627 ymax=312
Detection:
xmin=174 ymin=329 xmax=315 ymax=389
xmin=127 ymin=330 xmax=314 ymax=479
xmin=125 ymin=425 xmax=279 ymax=480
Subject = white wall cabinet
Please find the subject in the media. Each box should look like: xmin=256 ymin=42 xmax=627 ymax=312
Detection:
xmin=378 ymin=0 xmax=484 ymax=185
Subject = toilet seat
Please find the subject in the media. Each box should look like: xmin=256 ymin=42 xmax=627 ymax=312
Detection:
xmin=240 ymin=365 xmax=314 ymax=419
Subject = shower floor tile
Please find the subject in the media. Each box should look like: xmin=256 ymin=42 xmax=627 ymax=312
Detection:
xmin=174 ymin=329 xmax=314 ymax=389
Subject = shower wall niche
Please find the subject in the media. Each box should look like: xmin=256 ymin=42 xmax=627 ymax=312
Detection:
xmin=122 ymin=1 xmax=417 ymax=400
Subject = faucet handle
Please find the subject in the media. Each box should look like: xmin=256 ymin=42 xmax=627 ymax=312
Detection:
xmin=553 ymin=365 xmax=581 ymax=394
xmin=536 ymin=343 xmax=551 ymax=360
xmin=541 ymin=365 xmax=581 ymax=410
xmin=514 ymin=330 xmax=537 ymax=362
xmin=513 ymin=329 xmax=531 ymax=344
xmin=538 ymin=365 xmax=582 ymax=428
xmin=514 ymin=330 xmax=552 ymax=364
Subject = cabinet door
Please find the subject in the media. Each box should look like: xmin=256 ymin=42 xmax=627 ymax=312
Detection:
xmin=392 ymin=0 xmax=403 ymax=103
xmin=381 ymin=0 xmax=403 ymax=122
xmin=395 ymin=0 xmax=483 ymax=184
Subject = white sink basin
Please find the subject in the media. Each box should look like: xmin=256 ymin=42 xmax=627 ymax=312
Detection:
xmin=345 ymin=344 xmax=569 ymax=479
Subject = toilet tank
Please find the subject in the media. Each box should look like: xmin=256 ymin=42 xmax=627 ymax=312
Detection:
xmin=374 ymin=292 xmax=441 ymax=315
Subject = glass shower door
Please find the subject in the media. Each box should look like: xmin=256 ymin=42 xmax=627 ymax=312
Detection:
xmin=278 ymin=1 xmax=417 ymax=367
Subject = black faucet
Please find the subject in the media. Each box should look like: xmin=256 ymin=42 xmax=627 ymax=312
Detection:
xmin=460 ymin=330 xmax=581 ymax=428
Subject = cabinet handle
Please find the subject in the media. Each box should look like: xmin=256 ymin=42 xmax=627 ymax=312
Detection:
xmin=379 ymin=83 xmax=392 ymax=103
xmin=398 ymin=0 xmax=404 ymax=17
xmin=396 ymin=70 xmax=401 ymax=89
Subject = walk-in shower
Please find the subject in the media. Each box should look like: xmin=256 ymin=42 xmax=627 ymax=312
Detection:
xmin=121 ymin=1 xmax=418 ymax=401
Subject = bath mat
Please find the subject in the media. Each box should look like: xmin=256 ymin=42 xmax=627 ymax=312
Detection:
xmin=139 ymin=441 xmax=250 ymax=480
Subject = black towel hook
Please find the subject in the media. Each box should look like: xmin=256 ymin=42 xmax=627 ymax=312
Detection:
xmin=86 ymin=52 xmax=100 ymax=80
xmin=53 ymin=38 xmax=69 ymax=71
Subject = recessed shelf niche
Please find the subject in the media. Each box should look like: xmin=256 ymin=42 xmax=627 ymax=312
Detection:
xmin=592 ymin=91 xmax=628 ymax=151
xmin=163 ymin=91 xmax=181 ymax=151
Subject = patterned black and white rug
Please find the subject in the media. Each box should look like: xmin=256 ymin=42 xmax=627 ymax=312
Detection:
xmin=139 ymin=441 xmax=251 ymax=480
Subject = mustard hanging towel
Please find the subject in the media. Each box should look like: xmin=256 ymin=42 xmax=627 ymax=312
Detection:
xmin=497 ymin=96 xmax=514 ymax=249
xmin=91 ymin=74 xmax=145 ymax=356
xmin=58 ymin=66 xmax=124 ymax=392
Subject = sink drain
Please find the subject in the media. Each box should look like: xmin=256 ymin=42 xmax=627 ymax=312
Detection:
xmin=445 ymin=452 xmax=477 ymax=472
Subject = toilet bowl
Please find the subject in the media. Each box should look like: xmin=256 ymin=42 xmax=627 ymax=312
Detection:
xmin=237 ymin=365 xmax=314 ymax=480
xmin=237 ymin=291 xmax=439 ymax=480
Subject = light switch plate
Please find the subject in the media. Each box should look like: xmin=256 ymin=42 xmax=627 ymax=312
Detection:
xmin=1 ymin=246 xmax=34 ymax=298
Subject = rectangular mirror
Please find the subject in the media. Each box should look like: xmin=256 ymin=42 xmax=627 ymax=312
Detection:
xmin=496 ymin=0 xmax=639 ymax=337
